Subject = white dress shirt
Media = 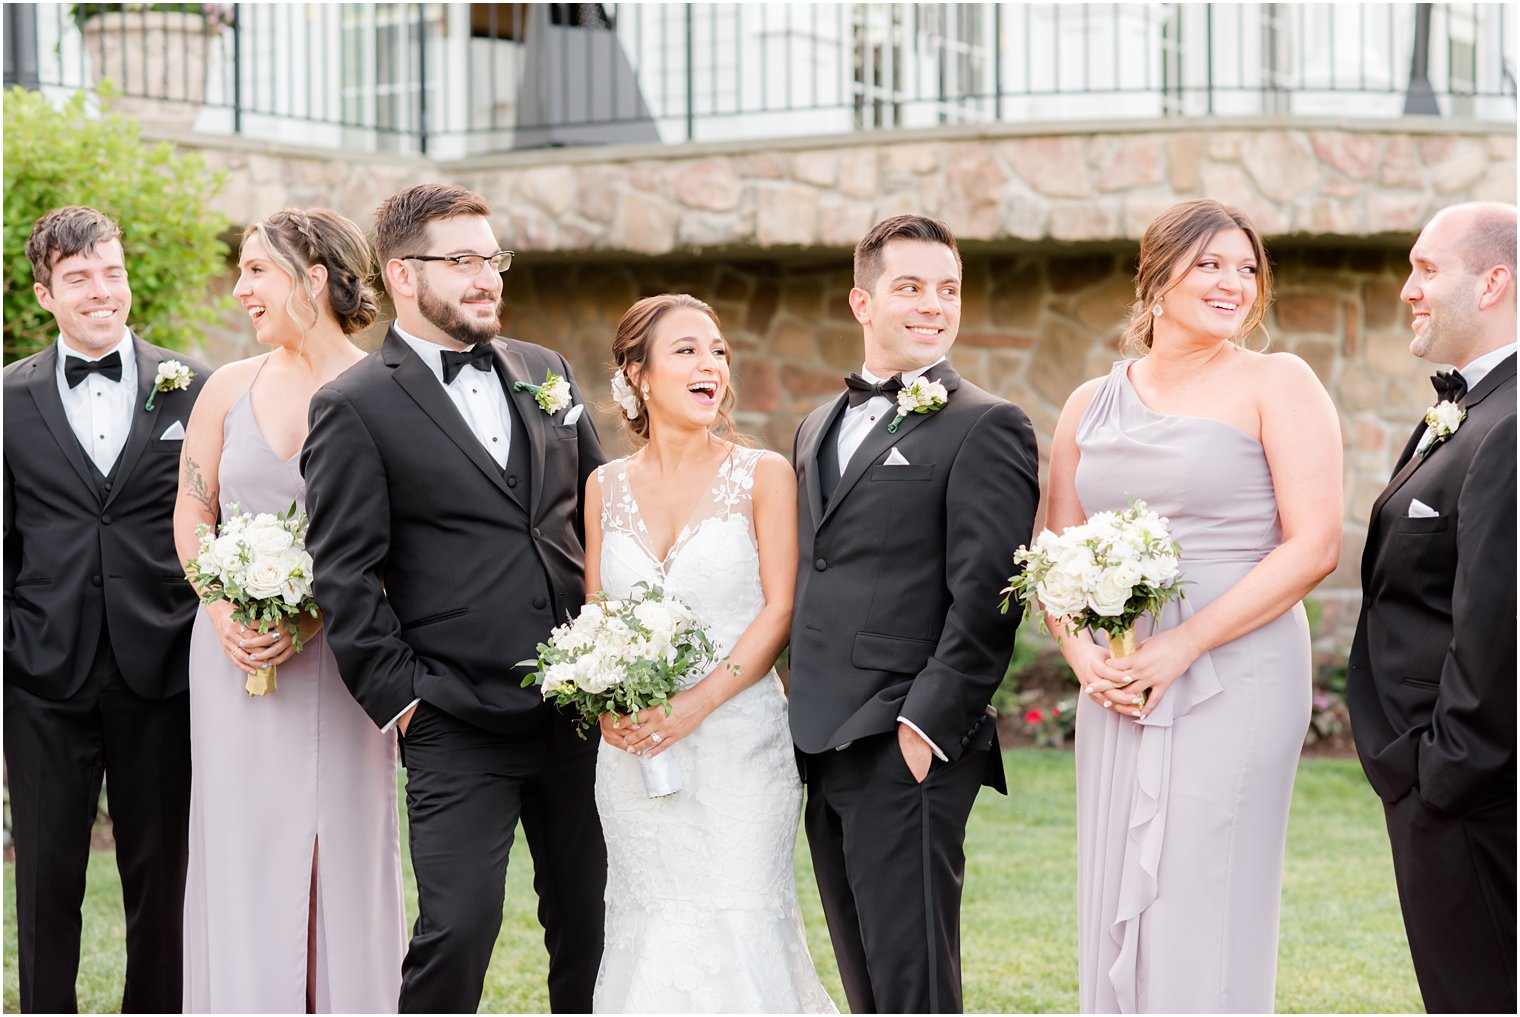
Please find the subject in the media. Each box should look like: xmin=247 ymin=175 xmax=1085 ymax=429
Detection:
xmin=1416 ymin=342 xmax=1517 ymax=453
xmin=834 ymin=358 xmax=949 ymax=762
xmin=395 ymin=324 xmax=513 ymax=469
xmin=384 ymin=326 xmax=516 ymax=733
xmin=56 ymin=329 xmax=137 ymax=475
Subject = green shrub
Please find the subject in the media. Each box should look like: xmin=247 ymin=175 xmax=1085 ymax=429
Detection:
xmin=3 ymin=85 xmax=230 ymax=364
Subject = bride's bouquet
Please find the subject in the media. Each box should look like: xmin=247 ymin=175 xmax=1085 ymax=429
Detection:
xmin=1000 ymin=499 xmax=1188 ymax=658
xmin=183 ymin=502 xmax=318 ymax=696
xmin=521 ymin=583 xmax=720 ymax=797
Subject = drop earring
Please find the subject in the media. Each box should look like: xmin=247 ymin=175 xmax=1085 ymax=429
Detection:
xmin=1151 ymin=298 xmax=1164 ymax=317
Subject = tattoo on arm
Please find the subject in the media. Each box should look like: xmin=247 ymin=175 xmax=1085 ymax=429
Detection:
xmin=183 ymin=456 xmax=215 ymax=511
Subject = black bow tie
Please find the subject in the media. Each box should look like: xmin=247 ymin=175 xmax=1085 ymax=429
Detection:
xmin=440 ymin=344 xmax=495 ymax=385
xmin=64 ymin=351 xmax=122 ymax=388
xmin=845 ymin=372 xmax=904 ymax=408
xmin=1431 ymin=370 xmax=1467 ymax=403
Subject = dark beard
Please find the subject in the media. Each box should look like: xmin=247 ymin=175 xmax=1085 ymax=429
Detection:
xmin=416 ymin=273 xmax=501 ymax=346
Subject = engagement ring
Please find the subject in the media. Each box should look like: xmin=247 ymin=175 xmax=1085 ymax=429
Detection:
xmin=650 ymin=733 xmax=663 ymax=745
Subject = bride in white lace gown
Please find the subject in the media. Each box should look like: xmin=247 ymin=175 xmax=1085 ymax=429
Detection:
xmin=583 ymin=295 xmax=837 ymax=1014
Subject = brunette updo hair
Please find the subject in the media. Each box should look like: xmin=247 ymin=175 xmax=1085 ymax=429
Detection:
xmin=611 ymin=293 xmax=742 ymax=446
xmin=242 ymin=208 xmax=380 ymax=336
xmin=1120 ymin=199 xmax=1273 ymax=356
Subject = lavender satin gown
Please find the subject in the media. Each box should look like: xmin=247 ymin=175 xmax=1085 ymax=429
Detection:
xmin=183 ymin=373 xmax=405 ymax=1012
xmin=1074 ymin=361 xmax=1311 ymax=1013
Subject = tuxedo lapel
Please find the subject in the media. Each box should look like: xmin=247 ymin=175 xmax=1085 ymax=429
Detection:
xmin=103 ymin=335 xmax=163 ymax=511
xmin=820 ymin=363 xmax=962 ymax=528
xmin=383 ymin=330 xmax=514 ymax=501
xmin=24 ymin=346 xmax=98 ymax=495
xmin=798 ymin=395 xmax=848 ymax=531
xmin=494 ymin=342 xmax=546 ymax=518
xmin=1368 ymin=355 xmax=1517 ymax=526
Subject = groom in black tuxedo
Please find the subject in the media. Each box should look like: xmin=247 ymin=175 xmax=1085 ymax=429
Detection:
xmin=301 ymin=184 xmax=606 ymax=1012
xmin=1348 ymin=202 xmax=1516 ymax=1014
xmin=4 ymin=206 xmax=207 ymax=1012
xmin=791 ymin=215 xmax=1040 ymax=1013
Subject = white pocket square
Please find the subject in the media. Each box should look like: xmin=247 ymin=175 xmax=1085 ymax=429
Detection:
xmin=1407 ymin=498 xmax=1439 ymax=518
xmin=159 ymin=420 xmax=185 ymax=441
xmin=564 ymin=404 xmax=585 ymax=426
xmin=883 ymin=447 xmax=911 ymax=466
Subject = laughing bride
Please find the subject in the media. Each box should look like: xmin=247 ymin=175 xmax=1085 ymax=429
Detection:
xmin=583 ymin=294 xmax=836 ymax=1014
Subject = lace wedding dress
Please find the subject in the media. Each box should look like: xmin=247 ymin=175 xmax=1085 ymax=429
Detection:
xmin=592 ymin=446 xmax=837 ymax=1014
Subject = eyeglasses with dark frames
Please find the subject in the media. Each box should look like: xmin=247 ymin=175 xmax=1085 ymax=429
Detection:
xmin=401 ymin=251 xmax=514 ymax=275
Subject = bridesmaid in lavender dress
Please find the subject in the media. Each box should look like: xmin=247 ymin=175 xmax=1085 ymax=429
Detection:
xmin=173 ymin=209 xmax=404 ymax=1012
xmin=1043 ymin=200 xmax=1342 ymax=1012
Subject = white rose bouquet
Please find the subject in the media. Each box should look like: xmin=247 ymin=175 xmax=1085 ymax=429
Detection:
xmin=1000 ymin=499 xmax=1188 ymax=658
xmin=183 ymin=501 xmax=318 ymax=696
xmin=521 ymin=583 xmax=720 ymax=796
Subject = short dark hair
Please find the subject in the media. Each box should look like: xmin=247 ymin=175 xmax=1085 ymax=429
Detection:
xmin=372 ymin=184 xmax=492 ymax=290
xmin=25 ymin=206 xmax=123 ymax=289
xmin=853 ymin=214 xmax=961 ymax=292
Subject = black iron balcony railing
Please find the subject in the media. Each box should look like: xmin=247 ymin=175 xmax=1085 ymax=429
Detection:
xmin=6 ymin=3 xmax=1515 ymax=158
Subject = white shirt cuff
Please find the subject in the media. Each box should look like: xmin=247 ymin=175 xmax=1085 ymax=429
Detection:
xmin=897 ymin=717 xmax=948 ymax=761
xmin=382 ymin=698 xmax=421 ymax=734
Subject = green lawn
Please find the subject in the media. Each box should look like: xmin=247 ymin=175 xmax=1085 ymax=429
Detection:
xmin=4 ymin=750 xmax=1420 ymax=1013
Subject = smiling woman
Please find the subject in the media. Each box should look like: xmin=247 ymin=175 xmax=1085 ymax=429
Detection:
xmin=1040 ymin=198 xmax=1344 ymax=1013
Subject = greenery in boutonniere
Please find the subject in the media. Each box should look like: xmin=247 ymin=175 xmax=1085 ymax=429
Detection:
xmin=513 ymin=370 xmax=573 ymax=415
xmin=1417 ymin=400 xmax=1465 ymax=455
xmin=887 ymin=377 xmax=948 ymax=433
xmin=145 ymin=359 xmax=193 ymax=410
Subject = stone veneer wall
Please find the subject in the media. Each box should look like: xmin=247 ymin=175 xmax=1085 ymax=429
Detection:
xmin=493 ymin=241 xmax=1435 ymax=658
xmin=167 ymin=119 xmax=1515 ymax=655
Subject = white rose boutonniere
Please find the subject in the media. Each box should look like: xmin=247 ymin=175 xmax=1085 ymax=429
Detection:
xmin=145 ymin=360 xmax=194 ymax=411
xmin=887 ymin=377 xmax=949 ymax=433
xmin=513 ymin=370 xmax=573 ymax=416
xmin=1417 ymin=400 xmax=1465 ymax=455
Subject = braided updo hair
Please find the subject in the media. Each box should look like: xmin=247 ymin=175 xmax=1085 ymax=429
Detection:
xmin=241 ymin=208 xmax=379 ymax=336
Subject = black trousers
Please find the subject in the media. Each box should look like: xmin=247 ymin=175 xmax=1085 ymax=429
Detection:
xmin=803 ymin=732 xmax=988 ymax=1014
xmin=3 ymin=639 xmax=190 ymax=1014
xmin=1383 ymin=791 xmax=1516 ymax=1014
xmin=398 ymin=701 xmax=606 ymax=1013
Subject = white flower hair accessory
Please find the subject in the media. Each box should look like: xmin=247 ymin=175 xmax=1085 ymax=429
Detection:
xmin=610 ymin=369 xmax=640 ymax=420
xmin=145 ymin=359 xmax=194 ymax=411
xmin=1417 ymin=400 xmax=1465 ymax=456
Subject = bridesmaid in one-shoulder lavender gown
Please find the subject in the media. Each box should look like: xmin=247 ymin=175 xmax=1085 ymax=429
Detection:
xmin=1042 ymin=200 xmax=1342 ymax=1013
xmin=173 ymin=209 xmax=404 ymax=1012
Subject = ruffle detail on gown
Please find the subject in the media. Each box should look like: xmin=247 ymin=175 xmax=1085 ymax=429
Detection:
xmin=1103 ymin=593 xmax=1225 ymax=1012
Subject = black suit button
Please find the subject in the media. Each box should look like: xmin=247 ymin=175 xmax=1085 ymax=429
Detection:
xmin=961 ymin=735 xmax=971 ymax=747
xmin=532 ymin=527 xmax=542 ymax=539
xmin=91 ymin=575 xmax=102 ymax=587
xmin=101 ymin=513 xmax=112 ymax=525
xmin=533 ymin=596 xmax=548 ymax=610
xmin=814 ymin=557 xmax=828 ymax=572
xmin=506 ymin=476 xmax=518 ymax=488
xmin=103 ymin=481 xmax=112 ymax=491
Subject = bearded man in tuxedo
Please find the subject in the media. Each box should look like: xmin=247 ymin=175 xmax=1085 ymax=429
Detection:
xmin=301 ymin=184 xmax=606 ymax=1012
xmin=1348 ymin=201 xmax=1516 ymax=1014
xmin=789 ymin=214 xmax=1040 ymax=1013
xmin=4 ymin=206 xmax=208 ymax=1012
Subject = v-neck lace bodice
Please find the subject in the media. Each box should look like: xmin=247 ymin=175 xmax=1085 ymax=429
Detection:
xmin=597 ymin=446 xmax=765 ymax=656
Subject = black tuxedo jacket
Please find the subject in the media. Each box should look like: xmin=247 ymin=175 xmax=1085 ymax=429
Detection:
xmin=789 ymin=361 xmax=1040 ymax=772
xmin=3 ymin=335 xmax=208 ymax=700
xmin=1348 ymin=353 xmax=1516 ymax=816
xmin=301 ymin=326 xmax=604 ymax=734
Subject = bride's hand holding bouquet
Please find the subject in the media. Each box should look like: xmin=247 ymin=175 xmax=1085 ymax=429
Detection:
xmin=1001 ymin=499 xmax=1189 ymax=719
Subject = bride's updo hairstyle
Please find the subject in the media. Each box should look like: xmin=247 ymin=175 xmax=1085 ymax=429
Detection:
xmin=611 ymin=293 xmax=742 ymax=447
xmin=242 ymin=208 xmax=380 ymax=337
xmin=1121 ymin=198 xmax=1274 ymax=357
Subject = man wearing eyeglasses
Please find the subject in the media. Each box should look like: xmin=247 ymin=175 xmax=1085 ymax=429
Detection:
xmin=300 ymin=184 xmax=607 ymax=1013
